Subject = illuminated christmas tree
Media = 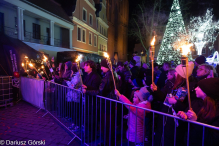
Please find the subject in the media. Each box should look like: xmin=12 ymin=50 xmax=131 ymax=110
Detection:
xmin=157 ymin=0 xmax=187 ymax=65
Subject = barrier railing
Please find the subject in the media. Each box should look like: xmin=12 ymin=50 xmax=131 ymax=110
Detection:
xmin=20 ymin=77 xmax=219 ymax=146
xmin=0 ymin=76 xmax=13 ymax=107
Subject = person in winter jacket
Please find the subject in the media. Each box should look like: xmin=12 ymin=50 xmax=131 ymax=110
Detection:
xmin=196 ymin=64 xmax=217 ymax=80
xmin=177 ymin=78 xmax=219 ymax=146
xmin=151 ymin=62 xmax=198 ymax=146
xmin=82 ymin=60 xmax=101 ymax=93
xmin=129 ymin=59 xmax=139 ymax=80
xmin=62 ymin=61 xmax=73 ymax=84
xmin=115 ymin=87 xmax=151 ymax=145
xmin=156 ymin=62 xmax=171 ymax=90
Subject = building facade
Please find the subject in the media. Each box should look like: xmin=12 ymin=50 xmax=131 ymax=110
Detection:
xmin=106 ymin=0 xmax=129 ymax=62
xmin=71 ymin=0 xmax=108 ymax=58
xmin=0 ymin=0 xmax=74 ymax=59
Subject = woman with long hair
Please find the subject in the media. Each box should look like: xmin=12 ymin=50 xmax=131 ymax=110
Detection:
xmin=151 ymin=62 xmax=197 ymax=146
xmin=177 ymin=78 xmax=219 ymax=146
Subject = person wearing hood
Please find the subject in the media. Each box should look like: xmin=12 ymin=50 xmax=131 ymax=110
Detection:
xmin=115 ymin=87 xmax=151 ymax=145
xmin=177 ymin=78 xmax=219 ymax=146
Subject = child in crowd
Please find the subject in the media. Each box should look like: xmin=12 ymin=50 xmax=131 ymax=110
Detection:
xmin=115 ymin=87 xmax=151 ymax=146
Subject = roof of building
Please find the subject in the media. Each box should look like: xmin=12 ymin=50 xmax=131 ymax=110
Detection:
xmin=22 ymin=0 xmax=73 ymax=24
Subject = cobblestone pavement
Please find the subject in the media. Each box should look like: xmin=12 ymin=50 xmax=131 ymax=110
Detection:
xmin=0 ymin=100 xmax=81 ymax=146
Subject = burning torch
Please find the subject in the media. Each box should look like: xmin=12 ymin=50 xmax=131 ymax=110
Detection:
xmin=75 ymin=54 xmax=83 ymax=86
xmin=150 ymin=36 xmax=156 ymax=85
xmin=103 ymin=52 xmax=117 ymax=99
xmin=181 ymin=44 xmax=193 ymax=110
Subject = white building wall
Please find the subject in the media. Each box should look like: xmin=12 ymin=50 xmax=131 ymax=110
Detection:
xmin=0 ymin=5 xmax=17 ymax=29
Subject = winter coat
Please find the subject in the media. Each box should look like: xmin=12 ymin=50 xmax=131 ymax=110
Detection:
xmin=130 ymin=66 xmax=139 ymax=80
xmin=154 ymin=76 xmax=198 ymax=146
xmin=119 ymin=94 xmax=151 ymax=143
xmin=156 ymin=69 xmax=168 ymax=90
xmin=83 ymin=71 xmax=101 ymax=91
xmin=152 ymin=77 xmax=175 ymax=102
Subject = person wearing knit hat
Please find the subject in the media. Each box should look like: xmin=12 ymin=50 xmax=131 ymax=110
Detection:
xmin=195 ymin=55 xmax=206 ymax=66
xmin=177 ymin=78 xmax=219 ymax=146
xmin=114 ymin=88 xmax=151 ymax=144
xmin=192 ymin=55 xmax=206 ymax=77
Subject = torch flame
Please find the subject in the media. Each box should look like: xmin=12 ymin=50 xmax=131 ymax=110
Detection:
xmin=43 ymin=55 xmax=48 ymax=62
xmin=22 ymin=63 xmax=24 ymax=67
xmin=103 ymin=52 xmax=109 ymax=58
xmin=151 ymin=36 xmax=156 ymax=46
xmin=181 ymin=44 xmax=193 ymax=56
xmin=25 ymin=56 xmax=28 ymax=59
xmin=29 ymin=63 xmax=33 ymax=67
xmin=76 ymin=55 xmax=83 ymax=62
xmin=41 ymin=66 xmax=44 ymax=69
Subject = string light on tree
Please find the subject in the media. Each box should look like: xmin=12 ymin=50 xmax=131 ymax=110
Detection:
xmin=157 ymin=0 xmax=187 ymax=65
xmin=188 ymin=9 xmax=219 ymax=55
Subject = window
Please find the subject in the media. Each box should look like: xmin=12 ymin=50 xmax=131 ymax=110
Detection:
xmin=89 ymin=32 xmax=92 ymax=45
xmin=96 ymin=19 xmax=98 ymax=28
xmin=104 ymin=29 xmax=106 ymax=36
xmin=77 ymin=26 xmax=81 ymax=41
xmin=32 ymin=23 xmax=40 ymax=39
xmin=99 ymin=44 xmax=102 ymax=51
xmin=202 ymin=48 xmax=206 ymax=54
xmin=83 ymin=8 xmax=87 ymax=22
xmin=89 ymin=14 xmax=93 ymax=26
xmin=82 ymin=29 xmax=86 ymax=43
xmin=94 ymin=35 xmax=97 ymax=47
xmin=23 ymin=20 xmax=26 ymax=37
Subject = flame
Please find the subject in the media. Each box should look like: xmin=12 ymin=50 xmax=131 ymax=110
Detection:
xmin=76 ymin=55 xmax=83 ymax=62
xmin=43 ymin=55 xmax=48 ymax=62
xmin=29 ymin=63 xmax=33 ymax=67
xmin=25 ymin=56 xmax=28 ymax=59
xmin=21 ymin=63 xmax=24 ymax=67
xmin=41 ymin=71 xmax=44 ymax=74
xmin=151 ymin=36 xmax=156 ymax=46
xmin=41 ymin=66 xmax=44 ymax=69
xmin=104 ymin=52 xmax=109 ymax=58
xmin=181 ymin=44 xmax=193 ymax=55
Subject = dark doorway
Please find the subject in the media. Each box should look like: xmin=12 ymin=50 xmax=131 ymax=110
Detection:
xmin=0 ymin=12 xmax=4 ymax=33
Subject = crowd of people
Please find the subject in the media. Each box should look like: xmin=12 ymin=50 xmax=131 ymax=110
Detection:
xmin=23 ymin=53 xmax=219 ymax=146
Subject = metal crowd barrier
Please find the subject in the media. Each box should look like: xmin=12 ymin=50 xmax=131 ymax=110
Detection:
xmin=0 ymin=76 xmax=13 ymax=107
xmin=20 ymin=77 xmax=219 ymax=146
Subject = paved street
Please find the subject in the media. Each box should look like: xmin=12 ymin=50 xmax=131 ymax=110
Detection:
xmin=0 ymin=100 xmax=81 ymax=146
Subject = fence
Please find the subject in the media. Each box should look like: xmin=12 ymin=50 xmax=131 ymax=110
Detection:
xmin=20 ymin=77 xmax=219 ymax=146
xmin=0 ymin=76 xmax=13 ymax=107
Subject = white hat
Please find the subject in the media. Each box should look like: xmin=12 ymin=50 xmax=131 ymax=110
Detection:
xmin=134 ymin=87 xmax=150 ymax=102
xmin=175 ymin=62 xmax=194 ymax=78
